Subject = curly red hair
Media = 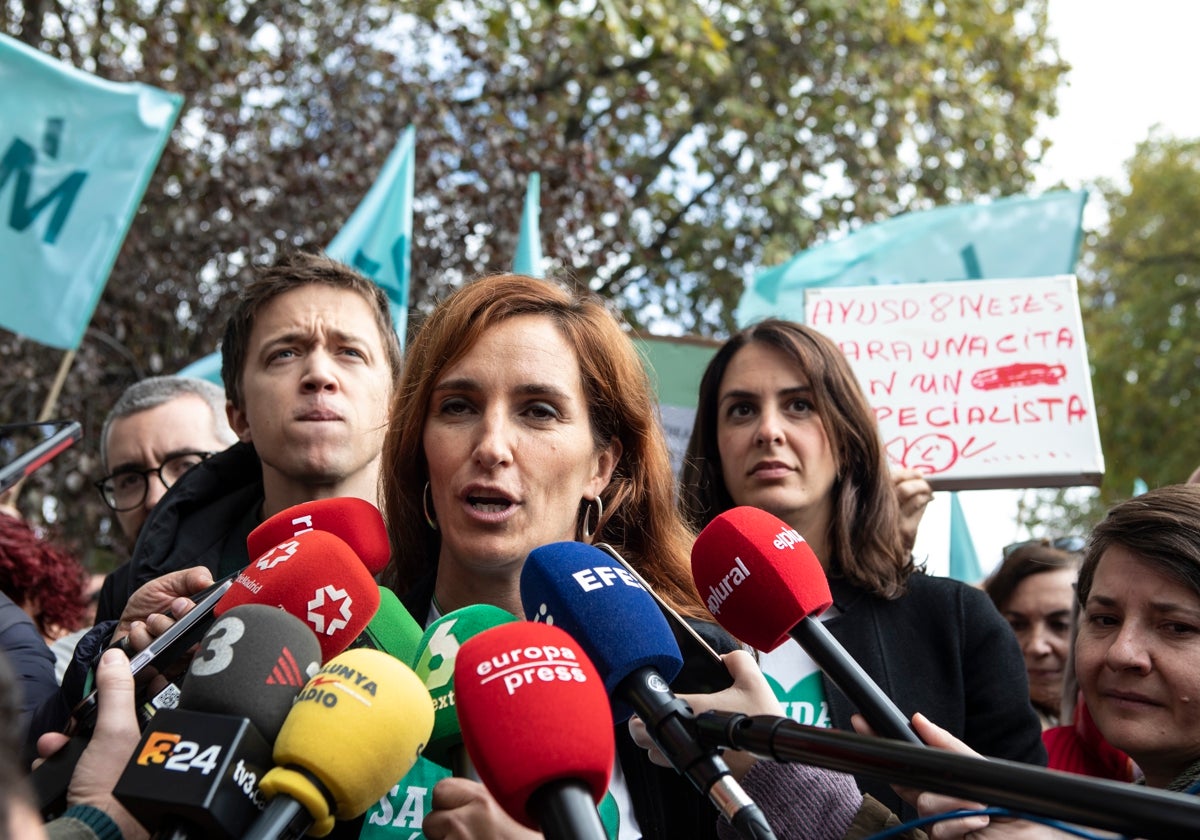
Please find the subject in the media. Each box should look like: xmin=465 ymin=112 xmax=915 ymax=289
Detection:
xmin=0 ymin=514 xmax=88 ymax=636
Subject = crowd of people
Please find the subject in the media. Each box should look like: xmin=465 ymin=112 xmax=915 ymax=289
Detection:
xmin=3 ymin=253 xmax=1199 ymax=840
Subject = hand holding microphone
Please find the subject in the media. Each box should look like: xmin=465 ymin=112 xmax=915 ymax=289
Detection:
xmin=36 ymin=648 xmax=148 ymax=840
xmin=111 ymin=604 xmax=323 ymax=839
xmin=692 ymin=506 xmax=922 ymax=745
xmin=629 ymin=650 xmax=784 ymax=780
xmin=452 ymin=621 xmax=614 ymax=840
xmin=521 ymin=541 xmax=777 ymax=840
xmin=630 ymin=650 xmax=868 ymax=840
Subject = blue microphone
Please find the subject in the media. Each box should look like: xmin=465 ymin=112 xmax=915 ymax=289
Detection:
xmin=520 ymin=542 xmax=776 ymax=840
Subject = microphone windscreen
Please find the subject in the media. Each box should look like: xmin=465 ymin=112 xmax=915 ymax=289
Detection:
xmin=691 ymin=506 xmax=833 ymax=651
xmin=179 ymin=603 xmax=322 ymax=740
xmin=246 ymin=497 xmax=390 ymax=575
xmin=455 ymin=622 xmax=614 ymax=830
xmin=520 ymin=541 xmax=682 ymax=722
xmin=357 ymin=586 xmax=424 ymax=665
xmin=216 ymin=530 xmax=381 ymax=662
xmin=410 ymin=604 xmax=517 ymax=768
xmin=260 ymin=648 xmax=433 ymax=831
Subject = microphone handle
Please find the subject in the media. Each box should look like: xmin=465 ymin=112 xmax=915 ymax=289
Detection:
xmin=527 ymin=779 xmax=608 ymax=840
xmin=620 ymin=667 xmax=777 ymax=840
xmin=695 ymin=711 xmax=1200 ymax=840
xmin=789 ymin=617 xmax=922 ymax=745
xmin=242 ymin=795 xmax=312 ymax=840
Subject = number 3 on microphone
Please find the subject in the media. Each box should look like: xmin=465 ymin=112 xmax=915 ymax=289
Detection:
xmin=189 ymin=614 xmax=247 ymax=677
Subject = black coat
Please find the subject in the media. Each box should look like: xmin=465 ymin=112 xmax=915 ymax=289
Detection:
xmin=96 ymin=442 xmax=262 ymax=623
xmin=820 ymin=572 xmax=1047 ymax=820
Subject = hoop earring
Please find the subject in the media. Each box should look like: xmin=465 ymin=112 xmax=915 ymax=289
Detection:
xmin=580 ymin=495 xmax=604 ymax=542
xmin=423 ymin=481 xmax=439 ymax=531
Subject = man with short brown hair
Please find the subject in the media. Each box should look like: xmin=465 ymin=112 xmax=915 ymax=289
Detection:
xmin=101 ymin=252 xmax=400 ymax=618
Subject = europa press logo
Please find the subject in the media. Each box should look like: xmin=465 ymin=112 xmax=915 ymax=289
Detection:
xmin=473 ymin=641 xmax=589 ymax=696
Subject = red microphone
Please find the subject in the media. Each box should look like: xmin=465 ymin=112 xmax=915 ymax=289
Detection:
xmin=692 ymin=506 xmax=921 ymax=745
xmin=245 ymin=497 xmax=390 ymax=575
xmin=219 ymin=529 xmax=380 ymax=662
xmin=454 ymin=622 xmax=613 ymax=840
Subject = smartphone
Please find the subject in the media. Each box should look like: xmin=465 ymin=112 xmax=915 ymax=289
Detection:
xmin=67 ymin=578 xmax=235 ymax=734
xmin=35 ymin=577 xmax=235 ymax=817
xmin=593 ymin=543 xmax=735 ymax=693
xmin=0 ymin=420 xmax=82 ymax=494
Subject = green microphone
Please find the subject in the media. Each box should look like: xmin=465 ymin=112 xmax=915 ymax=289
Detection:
xmin=410 ymin=604 xmax=517 ymax=776
xmin=354 ymin=586 xmax=424 ymax=666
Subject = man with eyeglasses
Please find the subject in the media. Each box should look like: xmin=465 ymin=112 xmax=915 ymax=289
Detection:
xmin=91 ymin=376 xmax=236 ymax=622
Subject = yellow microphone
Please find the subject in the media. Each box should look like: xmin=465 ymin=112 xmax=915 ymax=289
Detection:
xmin=245 ymin=648 xmax=434 ymax=838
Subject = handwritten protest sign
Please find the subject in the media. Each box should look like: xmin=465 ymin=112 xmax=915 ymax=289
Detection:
xmin=805 ymin=276 xmax=1104 ymax=490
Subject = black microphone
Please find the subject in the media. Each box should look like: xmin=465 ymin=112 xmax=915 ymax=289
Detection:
xmin=112 ymin=604 xmax=321 ymax=839
xmin=696 ymin=711 xmax=1200 ymax=840
xmin=692 ymin=506 xmax=923 ymax=745
xmin=521 ymin=541 xmax=777 ymax=840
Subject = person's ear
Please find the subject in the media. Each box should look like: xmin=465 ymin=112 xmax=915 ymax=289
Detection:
xmin=226 ymin=400 xmax=253 ymax=444
xmin=588 ymin=437 xmax=623 ymax=497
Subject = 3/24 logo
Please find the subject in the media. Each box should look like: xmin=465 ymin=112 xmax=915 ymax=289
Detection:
xmin=135 ymin=731 xmax=222 ymax=775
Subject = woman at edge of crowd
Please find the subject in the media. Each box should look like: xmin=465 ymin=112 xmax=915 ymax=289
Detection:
xmin=373 ymin=273 xmax=739 ymax=840
xmin=902 ymin=483 xmax=1200 ymax=839
xmin=678 ymin=318 xmax=1046 ymax=820
xmin=983 ymin=541 xmax=1081 ymax=730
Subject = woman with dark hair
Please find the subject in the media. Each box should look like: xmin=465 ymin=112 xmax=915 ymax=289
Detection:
xmin=905 ymin=484 xmax=1200 ymax=838
xmin=984 ymin=542 xmax=1081 ymax=729
xmin=679 ymin=318 xmax=1046 ymax=819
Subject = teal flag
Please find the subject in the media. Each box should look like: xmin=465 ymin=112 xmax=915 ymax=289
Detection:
xmin=737 ymin=190 xmax=1088 ymax=326
xmin=179 ymin=126 xmax=416 ymax=383
xmin=513 ymin=172 xmax=544 ymax=277
xmin=948 ymin=492 xmax=984 ymax=584
xmin=0 ymin=34 xmax=182 ymax=349
xmin=326 ymin=124 xmax=416 ymax=344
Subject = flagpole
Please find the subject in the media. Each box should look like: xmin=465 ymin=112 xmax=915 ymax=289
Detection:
xmin=5 ymin=348 xmax=76 ymax=509
xmin=38 ymin=349 xmax=76 ymax=422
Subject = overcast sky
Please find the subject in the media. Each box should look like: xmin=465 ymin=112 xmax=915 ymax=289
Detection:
xmin=914 ymin=0 xmax=1200 ymax=577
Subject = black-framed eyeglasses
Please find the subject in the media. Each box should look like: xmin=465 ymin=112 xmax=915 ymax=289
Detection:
xmin=94 ymin=451 xmax=216 ymax=512
xmin=1002 ymin=535 xmax=1087 ymax=559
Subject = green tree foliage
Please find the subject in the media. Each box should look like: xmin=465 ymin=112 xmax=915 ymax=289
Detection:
xmin=1 ymin=0 xmax=1064 ymax=555
xmin=1081 ymin=133 xmax=1200 ymax=503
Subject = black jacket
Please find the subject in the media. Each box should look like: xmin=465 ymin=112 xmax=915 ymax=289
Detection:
xmin=821 ymin=572 xmax=1047 ymax=820
xmin=1 ymin=591 xmax=59 ymax=763
xmin=96 ymin=442 xmax=263 ymax=623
